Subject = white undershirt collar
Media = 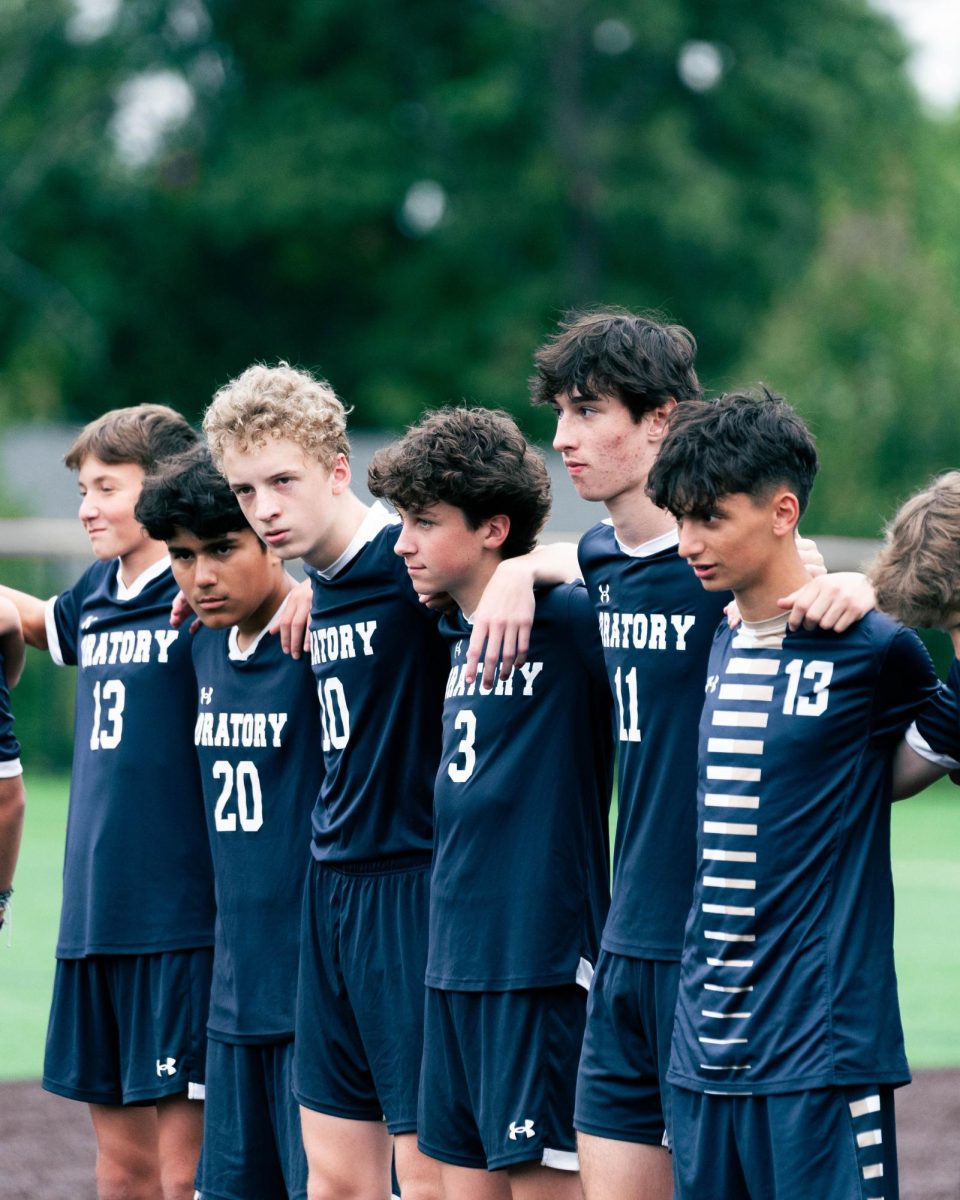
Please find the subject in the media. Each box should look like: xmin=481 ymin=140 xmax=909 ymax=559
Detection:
xmin=115 ymin=555 xmax=171 ymax=601
xmin=603 ymin=518 xmax=680 ymax=559
xmin=227 ymin=592 xmax=292 ymax=662
xmin=315 ymin=502 xmax=398 ymax=581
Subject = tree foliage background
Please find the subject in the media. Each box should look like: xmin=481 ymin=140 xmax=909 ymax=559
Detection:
xmin=3 ymin=0 xmax=960 ymax=536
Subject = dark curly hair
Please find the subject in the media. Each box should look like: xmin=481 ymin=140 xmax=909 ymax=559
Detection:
xmin=368 ymin=407 xmax=551 ymax=559
xmin=647 ymin=386 xmax=819 ymax=519
xmin=136 ymin=443 xmax=254 ymax=543
xmin=530 ymin=307 xmax=701 ymax=420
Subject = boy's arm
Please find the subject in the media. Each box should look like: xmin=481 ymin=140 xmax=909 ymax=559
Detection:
xmin=0 ymin=585 xmax=48 ymax=652
xmin=892 ymin=741 xmax=947 ymax=800
xmin=270 ymin=579 xmax=313 ymax=659
xmin=465 ymin=542 xmax=580 ymax=688
xmin=0 ymin=598 xmax=25 ymax=687
xmin=777 ymin=572 xmax=876 ymax=633
xmin=0 ymin=774 xmax=25 ymax=925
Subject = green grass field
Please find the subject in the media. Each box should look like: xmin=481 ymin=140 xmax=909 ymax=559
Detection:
xmin=1 ymin=774 xmax=958 ymax=1081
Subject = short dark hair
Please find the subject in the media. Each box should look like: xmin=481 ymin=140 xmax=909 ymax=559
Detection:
xmin=65 ymin=404 xmax=198 ymax=472
xmin=135 ymin=444 xmax=254 ymax=543
xmin=530 ymin=307 xmax=701 ymax=420
xmin=367 ymin=407 xmax=552 ymax=559
xmin=646 ymin=386 xmax=819 ymax=518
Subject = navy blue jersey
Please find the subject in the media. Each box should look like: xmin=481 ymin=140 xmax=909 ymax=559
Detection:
xmin=427 ymin=583 xmax=614 ymax=991
xmin=306 ymin=504 xmax=448 ymax=862
xmin=667 ymin=611 xmax=942 ymax=1096
xmin=906 ymin=656 xmax=960 ymax=767
xmin=0 ymin=649 xmax=22 ymax=779
xmin=45 ymin=558 xmax=214 ymax=957
xmin=192 ymin=610 xmax=323 ymax=1042
xmin=578 ymin=522 xmax=729 ymax=959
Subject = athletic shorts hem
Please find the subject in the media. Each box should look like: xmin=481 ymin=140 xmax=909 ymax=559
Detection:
xmin=293 ymin=1090 xmax=383 ymax=1123
xmin=41 ymin=1076 xmax=182 ymax=1106
xmin=196 ymin=1187 xmax=307 ymax=1200
xmin=417 ymin=1138 xmax=488 ymax=1170
xmin=573 ymin=1119 xmax=666 ymax=1147
xmin=486 ymin=1147 xmax=563 ymax=1171
xmin=386 ymin=1117 xmax=418 ymax=1136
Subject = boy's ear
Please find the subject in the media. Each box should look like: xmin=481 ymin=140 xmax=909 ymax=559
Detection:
xmin=647 ymin=398 xmax=678 ymax=442
xmin=770 ymin=489 xmax=801 ymax=537
xmin=329 ymin=452 xmax=352 ymax=495
xmin=483 ymin=514 xmax=511 ymax=550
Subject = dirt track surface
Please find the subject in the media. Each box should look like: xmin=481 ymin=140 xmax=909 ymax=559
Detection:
xmin=1 ymin=1072 xmax=958 ymax=1198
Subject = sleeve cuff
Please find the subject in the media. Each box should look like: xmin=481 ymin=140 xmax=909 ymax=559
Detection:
xmin=44 ymin=597 xmax=65 ymax=667
xmin=905 ymin=722 xmax=960 ymax=770
xmin=0 ymin=758 xmax=23 ymax=778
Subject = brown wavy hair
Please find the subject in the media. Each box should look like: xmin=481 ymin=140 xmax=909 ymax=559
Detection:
xmin=368 ymin=406 xmax=551 ymax=559
xmin=872 ymin=471 xmax=960 ymax=628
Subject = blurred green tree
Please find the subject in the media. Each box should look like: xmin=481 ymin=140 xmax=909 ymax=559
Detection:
xmin=0 ymin=0 xmax=925 ymax=445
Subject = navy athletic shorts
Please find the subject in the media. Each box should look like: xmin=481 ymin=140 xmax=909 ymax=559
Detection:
xmin=418 ymin=984 xmax=587 ymax=1172
xmin=575 ymin=951 xmax=680 ymax=1148
xmin=43 ymin=948 xmax=212 ymax=1106
xmin=671 ymin=1084 xmax=899 ymax=1200
xmin=293 ymin=854 xmax=430 ymax=1134
xmin=195 ymin=1037 xmax=306 ymax=1200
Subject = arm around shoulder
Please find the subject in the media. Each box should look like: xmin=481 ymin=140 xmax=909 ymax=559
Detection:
xmin=0 ymin=598 xmax=25 ymax=686
xmin=0 ymin=586 xmax=48 ymax=654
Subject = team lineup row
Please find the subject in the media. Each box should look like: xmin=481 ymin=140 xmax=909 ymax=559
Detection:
xmin=1 ymin=308 xmax=958 ymax=1200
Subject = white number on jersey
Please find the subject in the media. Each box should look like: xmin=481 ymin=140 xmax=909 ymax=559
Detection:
xmin=89 ymin=679 xmax=125 ymax=750
xmin=782 ymin=659 xmax=834 ymax=717
xmin=448 ymin=709 xmax=477 ymax=782
xmin=318 ymin=677 xmax=350 ymax=751
xmin=614 ymin=665 xmax=642 ymax=743
xmin=212 ymin=760 xmax=264 ymax=832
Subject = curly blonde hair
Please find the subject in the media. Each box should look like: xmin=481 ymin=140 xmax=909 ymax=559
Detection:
xmin=203 ymin=363 xmax=350 ymax=470
xmin=871 ymin=471 xmax=960 ymax=628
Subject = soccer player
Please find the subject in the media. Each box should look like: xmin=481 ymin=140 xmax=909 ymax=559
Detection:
xmin=367 ymin=406 xmax=614 ymax=1200
xmin=0 ymin=405 xmax=215 ymax=1200
xmin=136 ymin=444 xmax=322 ymax=1200
xmin=871 ymin=470 xmax=960 ymax=790
xmin=0 ymin=596 xmax=26 ymax=933
xmin=526 ymin=309 xmax=876 ymax=1200
xmin=646 ymin=388 xmax=943 ymax=1200
xmin=202 ymin=363 xmax=447 ymax=1200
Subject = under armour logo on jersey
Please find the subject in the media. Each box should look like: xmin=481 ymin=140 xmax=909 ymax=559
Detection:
xmin=455 ymin=640 xmax=464 ymax=658
xmin=81 ymin=615 xmax=97 ymax=630
xmin=598 ymin=584 xmax=610 ymax=604
xmin=508 ymin=1120 xmax=535 ymax=1141
xmin=156 ymin=1057 xmax=177 ymax=1076
xmin=200 ymin=687 xmax=214 ymax=704
xmin=705 ymin=675 xmax=720 ymax=693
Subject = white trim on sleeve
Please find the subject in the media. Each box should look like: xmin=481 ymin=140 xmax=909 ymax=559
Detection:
xmin=44 ymin=597 xmax=65 ymax=667
xmin=905 ymin=722 xmax=960 ymax=770
xmin=0 ymin=758 xmax=23 ymax=778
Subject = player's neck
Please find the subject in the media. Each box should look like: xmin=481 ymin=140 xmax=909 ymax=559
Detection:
xmin=235 ymin=572 xmax=296 ymax=652
xmin=117 ymin=537 xmax=168 ymax=589
xmin=452 ymin=557 xmax=503 ymax=623
xmin=606 ymin=491 xmax=676 ymax=551
xmin=304 ymin=490 xmax=370 ymax=572
xmin=734 ymin=555 xmax=810 ymax=624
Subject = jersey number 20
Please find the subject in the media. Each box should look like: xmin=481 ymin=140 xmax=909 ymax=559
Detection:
xmin=212 ymin=760 xmax=264 ymax=832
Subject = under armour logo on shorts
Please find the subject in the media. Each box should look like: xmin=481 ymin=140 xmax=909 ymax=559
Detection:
xmin=508 ymin=1119 xmax=535 ymax=1140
